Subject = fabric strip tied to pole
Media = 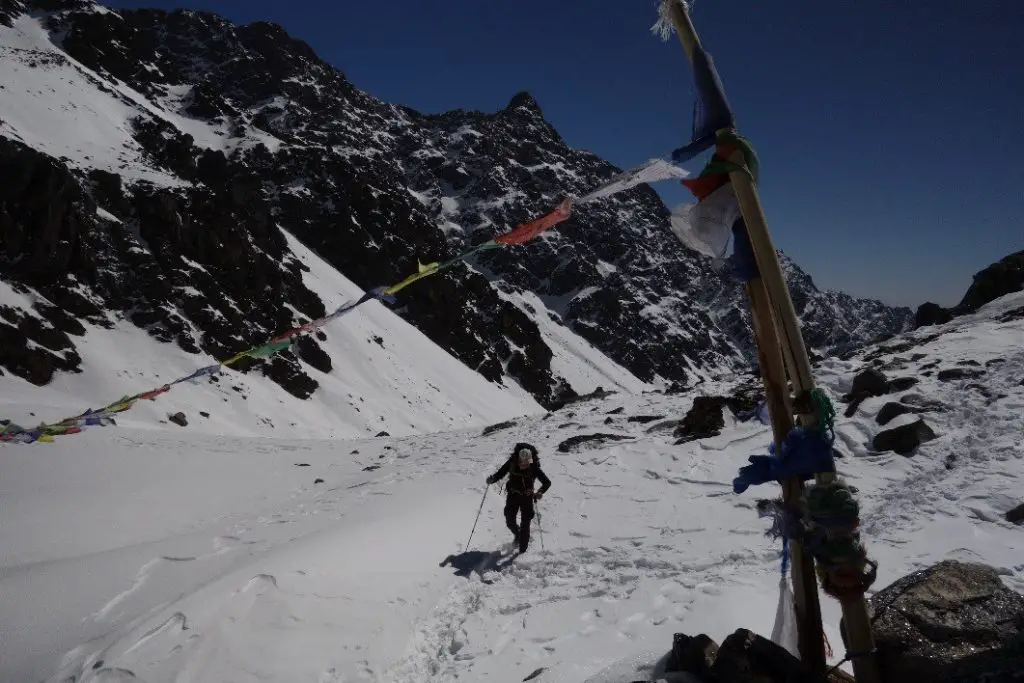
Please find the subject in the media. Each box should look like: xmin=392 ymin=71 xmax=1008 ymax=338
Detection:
xmin=671 ymin=41 xmax=736 ymax=164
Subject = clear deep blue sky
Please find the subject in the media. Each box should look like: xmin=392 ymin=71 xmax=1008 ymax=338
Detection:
xmin=106 ymin=0 xmax=1023 ymax=307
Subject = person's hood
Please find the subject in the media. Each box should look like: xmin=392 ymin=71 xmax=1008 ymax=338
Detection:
xmin=512 ymin=442 xmax=538 ymax=457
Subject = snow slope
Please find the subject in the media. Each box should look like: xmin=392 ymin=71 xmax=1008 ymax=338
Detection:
xmin=0 ymin=225 xmax=543 ymax=440
xmin=2 ymin=293 xmax=1021 ymax=683
xmin=494 ymin=286 xmax=652 ymax=395
xmin=0 ymin=12 xmax=281 ymax=183
xmin=0 ymin=13 xmax=182 ymax=185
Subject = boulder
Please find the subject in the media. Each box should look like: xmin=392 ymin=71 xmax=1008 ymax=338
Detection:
xmin=481 ymin=420 xmax=516 ymax=436
xmin=876 ymin=402 xmax=923 ymax=426
xmin=664 ymin=632 xmax=718 ymax=680
xmin=858 ymin=560 xmax=1024 ymax=683
xmin=900 ymin=393 xmax=946 ymax=411
xmin=844 ymin=393 xmax=869 ymax=418
xmin=627 ymin=415 xmax=665 ymax=424
xmin=873 ymin=419 xmax=937 ymax=455
xmin=662 ymin=629 xmax=854 ymax=683
xmin=997 ymin=305 xmax=1024 ymax=323
xmin=168 ymin=411 xmax=187 ymax=427
xmin=937 ymin=368 xmax=985 ymax=382
xmin=557 ymin=433 xmax=631 ymax=453
xmin=888 ymin=376 xmax=919 ymax=392
xmin=849 ymin=367 xmax=890 ymax=398
xmin=674 ymin=396 xmax=726 ymax=444
xmin=915 ymin=302 xmax=954 ymax=328
xmin=1007 ymin=503 xmax=1024 ymax=525
xmin=646 ymin=418 xmax=682 ymax=434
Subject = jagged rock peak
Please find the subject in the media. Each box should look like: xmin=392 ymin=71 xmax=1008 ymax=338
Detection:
xmin=0 ymin=0 xmax=916 ymax=406
xmin=505 ymin=90 xmax=544 ymax=116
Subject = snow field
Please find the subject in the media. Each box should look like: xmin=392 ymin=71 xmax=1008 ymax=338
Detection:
xmin=4 ymin=289 xmax=1020 ymax=683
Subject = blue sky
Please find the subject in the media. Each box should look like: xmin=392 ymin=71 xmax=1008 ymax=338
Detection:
xmin=106 ymin=0 xmax=1023 ymax=308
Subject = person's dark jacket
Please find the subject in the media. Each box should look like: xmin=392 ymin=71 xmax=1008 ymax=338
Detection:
xmin=488 ymin=442 xmax=551 ymax=497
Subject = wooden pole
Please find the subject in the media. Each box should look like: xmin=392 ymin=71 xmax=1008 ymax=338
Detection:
xmin=664 ymin=3 xmax=880 ymax=682
xmin=746 ymin=283 xmax=826 ymax=672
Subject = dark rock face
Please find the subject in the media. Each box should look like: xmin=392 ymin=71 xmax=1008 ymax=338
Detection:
xmin=957 ymin=250 xmax=1024 ymax=313
xmin=0 ymin=136 xmax=327 ymax=398
xmin=0 ymin=303 xmax=83 ymax=384
xmin=914 ymin=251 xmax=1023 ymax=330
xmin=862 ymin=560 xmax=1024 ymax=683
xmin=873 ymin=418 xmax=937 ymax=455
xmin=0 ymin=1 xmax=914 ymax=406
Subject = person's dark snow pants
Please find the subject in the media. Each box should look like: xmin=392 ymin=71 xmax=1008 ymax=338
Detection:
xmin=504 ymin=493 xmax=535 ymax=552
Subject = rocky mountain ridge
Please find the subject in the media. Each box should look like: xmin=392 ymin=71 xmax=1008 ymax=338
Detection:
xmin=0 ymin=0 xmax=914 ymax=409
xmin=915 ymin=250 xmax=1024 ymax=329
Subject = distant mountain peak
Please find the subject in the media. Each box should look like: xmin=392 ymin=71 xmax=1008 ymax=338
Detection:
xmin=505 ymin=90 xmax=543 ymax=116
xmin=0 ymin=1 xmax=914 ymax=410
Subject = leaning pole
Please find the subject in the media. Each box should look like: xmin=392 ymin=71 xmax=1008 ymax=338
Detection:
xmin=658 ymin=2 xmax=881 ymax=681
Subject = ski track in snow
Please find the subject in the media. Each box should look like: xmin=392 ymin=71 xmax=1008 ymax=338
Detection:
xmin=1 ymin=296 xmax=1022 ymax=682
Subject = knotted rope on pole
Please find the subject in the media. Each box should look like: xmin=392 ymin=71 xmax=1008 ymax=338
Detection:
xmin=806 ymin=481 xmax=878 ymax=600
xmin=743 ymin=391 xmax=878 ymax=599
xmin=758 ymin=481 xmax=878 ymax=602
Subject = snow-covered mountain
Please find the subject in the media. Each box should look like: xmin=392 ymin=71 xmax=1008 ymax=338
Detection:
xmin=0 ymin=0 xmax=913 ymax=417
xmin=2 ymin=287 xmax=1020 ymax=683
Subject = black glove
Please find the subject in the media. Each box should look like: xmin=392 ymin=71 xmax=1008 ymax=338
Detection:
xmin=486 ymin=475 xmax=497 ymax=485
xmin=534 ymin=491 xmax=544 ymax=501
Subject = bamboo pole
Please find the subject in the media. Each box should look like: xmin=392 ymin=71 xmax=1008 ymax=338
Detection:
xmin=746 ymin=283 xmax=826 ymax=672
xmin=664 ymin=3 xmax=880 ymax=681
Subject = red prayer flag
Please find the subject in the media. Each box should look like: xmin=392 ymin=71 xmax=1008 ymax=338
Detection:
xmin=495 ymin=199 xmax=573 ymax=246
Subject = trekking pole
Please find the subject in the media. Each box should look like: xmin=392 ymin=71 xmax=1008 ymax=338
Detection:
xmin=464 ymin=485 xmax=489 ymax=550
xmin=535 ymin=502 xmax=545 ymax=551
